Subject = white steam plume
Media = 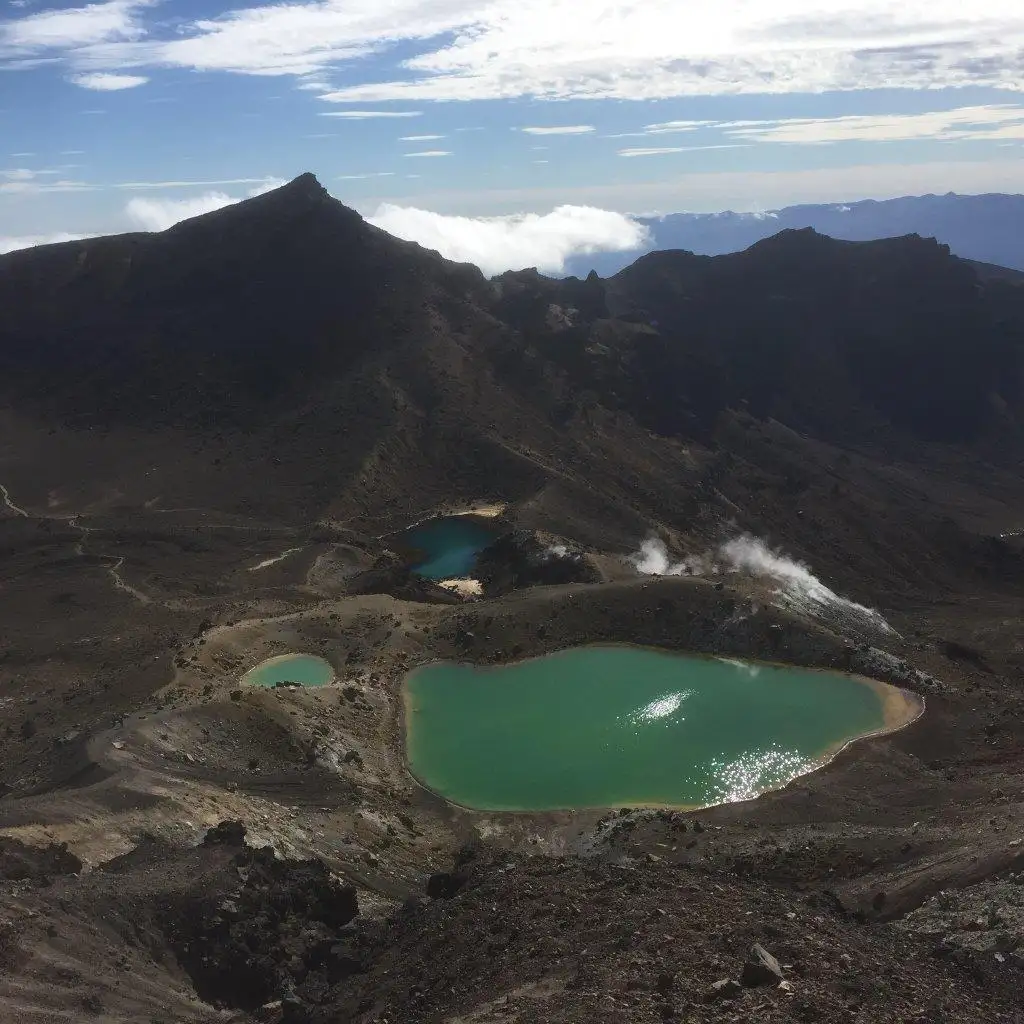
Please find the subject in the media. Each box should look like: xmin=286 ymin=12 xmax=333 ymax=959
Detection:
xmin=631 ymin=534 xmax=895 ymax=637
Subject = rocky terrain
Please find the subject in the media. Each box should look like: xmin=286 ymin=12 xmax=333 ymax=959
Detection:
xmin=0 ymin=174 xmax=1021 ymax=1022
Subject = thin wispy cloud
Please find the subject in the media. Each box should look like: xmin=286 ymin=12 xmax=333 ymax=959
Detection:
xmin=399 ymin=134 xmax=445 ymax=141
xmin=519 ymin=125 xmax=595 ymax=135
xmin=318 ymin=110 xmax=422 ymax=119
xmin=0 ymin=166 xmax=90 ymax=192
xmin=720 ymin=105 xmax=1024 ymax=144
xmin=70 ymin=70 xmax=147 ymax=89
xmin=642 ymin=120 xmax=716 ymax=134
xmin=337 ymin=171 xmax=395 ymax=179
xmin=112 ymin=176 xmax=284 ymax=189
xmin=618 ymin=144 xmax=747 ymax=157
xmin=403 ymin=149 xmax=450 ymax=157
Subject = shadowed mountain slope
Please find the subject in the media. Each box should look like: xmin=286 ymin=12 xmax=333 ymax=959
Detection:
xmin=0 ymin=175 xmax=1021 ymax=573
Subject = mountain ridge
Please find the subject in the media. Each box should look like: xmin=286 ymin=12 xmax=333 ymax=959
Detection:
xmin=563 ymin=191 xmax=1024 ymax=277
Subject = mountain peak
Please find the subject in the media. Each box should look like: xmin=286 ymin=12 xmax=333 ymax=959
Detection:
xmin=279 ymin=171 xmax=329 ymax=199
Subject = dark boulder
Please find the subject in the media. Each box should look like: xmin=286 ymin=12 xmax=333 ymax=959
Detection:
xmin=740 ymin=943 xmax=784 ymax=987
xmin=202 ymin=820 xmax=248 ymax=847
xmin=426 ymin=871 xmax=470 ymax=900
xmin=0 ymin=838 xmax=81 ymax=882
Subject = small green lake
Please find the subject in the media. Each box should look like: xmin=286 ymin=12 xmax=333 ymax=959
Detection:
xmin=242 ymin=654 xmax=335 ymax=688
xmin=404 ymin=646 xmax=912 ymax=811
xmin=404 ymin=516 xmax=498 ymax=580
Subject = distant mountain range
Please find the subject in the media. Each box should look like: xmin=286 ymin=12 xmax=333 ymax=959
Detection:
xmin=564 ymin=193 xmax=1024 ymax=278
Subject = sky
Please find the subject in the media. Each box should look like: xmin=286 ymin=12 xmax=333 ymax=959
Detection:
xmin=3 ymin=0 xmax=1024 ymax=272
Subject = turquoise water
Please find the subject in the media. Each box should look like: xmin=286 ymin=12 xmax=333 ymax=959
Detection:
xmin=242 ymin=654 xmax=335 ymax=687
xmin=404 ymin=646 xmax=893 ymax=811
xmin=405 ymin=517 xmax=498 ymax=580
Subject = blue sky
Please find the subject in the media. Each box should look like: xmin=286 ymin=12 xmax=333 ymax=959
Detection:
xmin=3 ymin=0 xmax=1024 ymax=267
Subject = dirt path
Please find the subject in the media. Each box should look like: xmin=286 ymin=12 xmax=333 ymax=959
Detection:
xmin=0 ymin=482 xmax=29 ymax=517
xmin=248 ymin=546 xmax=303 ymax=571
xmin=106 ymin=556 xmax=152 ymax=605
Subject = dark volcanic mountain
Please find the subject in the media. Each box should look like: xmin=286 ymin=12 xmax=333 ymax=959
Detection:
xmin=0 ymin=173 xmax=489 ymax=426
xmin=564 ymin=191 xmax=1024 ymax=277
xmin=1 ymin=172 xmax=1022 ymax=572
xmin=1 ymin=175 xmax=1023 ymax=1024
xmin=2 ymin=175 xmax=1022 ymax=450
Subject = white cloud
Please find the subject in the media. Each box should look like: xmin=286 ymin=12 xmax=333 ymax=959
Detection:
xmin=403 ymin=149 xmax=450 ymax=157
xmin=1 ymin=0 xmax=148 ymax=51
xmin=619 ymin=147 xmax=688 ymax=158
xmin=366 ymin=202 xmax=649 ymax=275
xmin=399 ymin=134 xmax=444 ymax=141
xmin=124 ymin=178 xmax=285 ymax=230
xmin=70 ymin=70 xmax=147 ymax=88
xmin=3 ymin=167 xmax=40 ymax=180
xmin=318 ymin=110 xmax=421 ymax=118
xmin=618 ymin=144 xmax=746 ymax=157
xmin=153 ymin=0 xmax=478 ymax=77
xmin=720 ymin=104 xmax=1024 ymax=144
xmin=305 ymin=2 xmax=1024 ymax=103
xmin=643 ymin=120 xmax=715 ymax=133
xmin=113 ymin=176 xmax=283 ymax=189
xmin=519 ymin=125 xmax=594 ymax=135
xmin=125 ymin=191 xmax=238 ymax=230
xmin=4 ymin=0 xmax=1021 ymax=104
xmin=0 ymin=167 xmax=91 ymax=192
xmin=0 ymin=231 xmax=89 ymax=253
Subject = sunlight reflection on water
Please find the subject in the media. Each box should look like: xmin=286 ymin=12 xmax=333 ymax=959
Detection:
xmin=707 ymin=747 xmax=812 ymax=803
xmin=628 ymin=690 xmax=693 ymax=725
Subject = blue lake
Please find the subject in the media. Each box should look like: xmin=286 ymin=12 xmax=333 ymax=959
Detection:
xmin=404 ymin=517 xmax=499 ymax=580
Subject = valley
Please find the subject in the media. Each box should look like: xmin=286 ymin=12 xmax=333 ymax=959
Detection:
xmin=0 ymin=175 xmax=1021 ymax=1022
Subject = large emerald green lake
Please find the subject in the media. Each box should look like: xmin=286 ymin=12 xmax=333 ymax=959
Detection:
xmin=404 ymin=646 xmax=910 ymax=811
xmin=242 ymin=653 xmax=335 ymax=688
xmin=404 ymin=516 xmax=498 ymax=580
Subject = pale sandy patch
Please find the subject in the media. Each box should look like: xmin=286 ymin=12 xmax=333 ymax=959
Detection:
xmin=438 ymin=578 xmax=483 ymax=596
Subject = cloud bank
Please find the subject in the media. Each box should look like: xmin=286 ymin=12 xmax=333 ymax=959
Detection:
xmin=125 ymin=191 xmax=240 ymax=231
xmin=366 ymin=203 xmax=650 ymax=275
xmin=0 ymin=232 xmax=89 ymax=254
xmin=3 ymin=183 xmax=648 ymax=276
